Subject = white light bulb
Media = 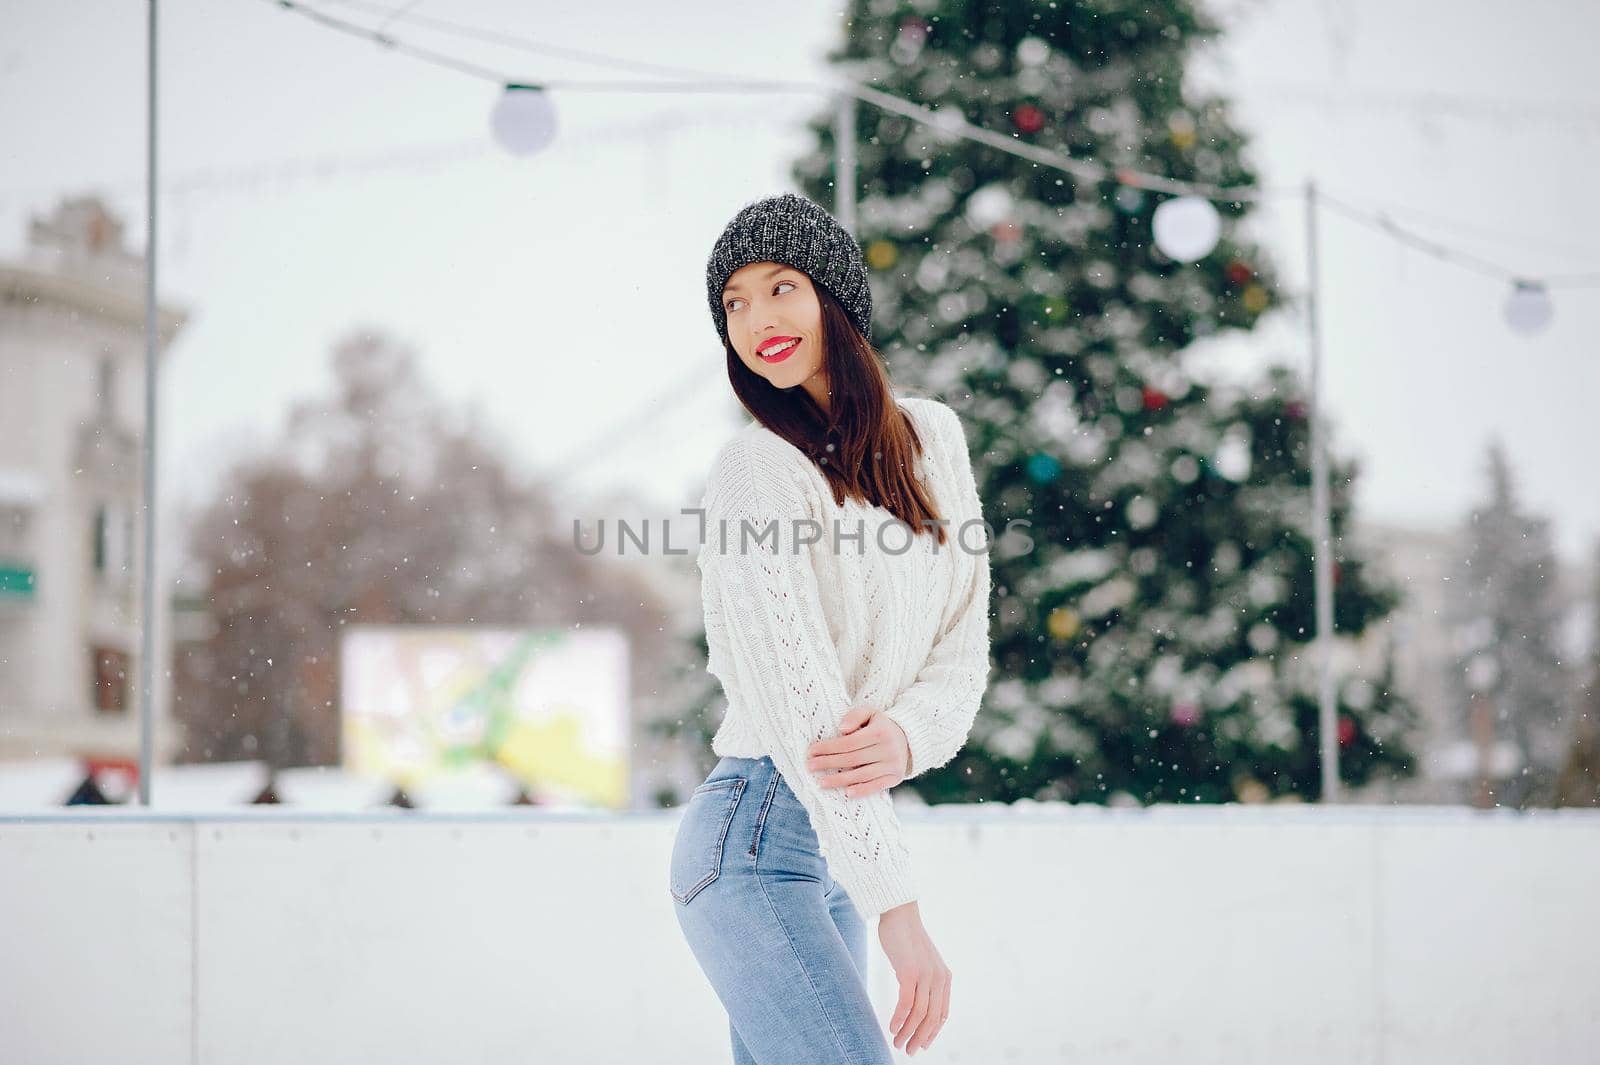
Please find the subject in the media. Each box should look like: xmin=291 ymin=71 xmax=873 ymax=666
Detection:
xmin=490 ymin=84 xmax=557 ymax=156
xmin=1503 ymin=280 xmax=1553 ymax=336
xmin=1151 ymin=194 xmax=1221 ymax=263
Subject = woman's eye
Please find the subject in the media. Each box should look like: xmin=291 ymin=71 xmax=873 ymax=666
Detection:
xmin=726 ymin=280 xmax=796 ymax=313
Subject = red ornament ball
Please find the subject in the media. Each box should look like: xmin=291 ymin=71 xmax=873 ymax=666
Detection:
xmin=1225 ymin=259 xmax=1255 ymax=286
xmin=1142 ymin=385 xmax=1169 ymax=411
xmin=898 ymin=16 xmax=929 ymax=42
xmin=1285 ymin=400 xmax=1307 ymax=421
xmin=1337 ymin=715 xmax=1357 ymax=747
xmin=1013 ymin=104 xmax=1046 ymax=135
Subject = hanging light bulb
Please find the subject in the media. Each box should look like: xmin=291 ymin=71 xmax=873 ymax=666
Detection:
xmin=1503 ymin=279 xmax=1553 ymax=336
xmin=491 ymin=84 xmax=557 ymax=156
xmin=1151 ymin=194 xmax=1221 ymax=263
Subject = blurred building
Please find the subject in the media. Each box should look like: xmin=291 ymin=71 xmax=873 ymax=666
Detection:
xmin=0 ymin=196 xmax=188 ymax=767
xmin=1345 ymin=519 xmax=1471 ymax=804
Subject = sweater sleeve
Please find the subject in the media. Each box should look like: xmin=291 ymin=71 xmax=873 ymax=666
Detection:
xmin=697 ymin=435 xmax=918 ymax=919
xmin=880 ymin=404 xmax=994 ymax=779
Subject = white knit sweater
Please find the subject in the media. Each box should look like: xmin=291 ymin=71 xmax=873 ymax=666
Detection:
xmin=696 ymin=394 xmax=993 ymax=919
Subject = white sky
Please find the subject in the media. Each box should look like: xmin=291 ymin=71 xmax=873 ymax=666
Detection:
xmin=2 ymin=0 xmax=1597 ymax=565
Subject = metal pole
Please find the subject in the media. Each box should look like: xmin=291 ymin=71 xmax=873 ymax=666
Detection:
xmin=1305 ymin=177 xmax=1339 ymax=803
xmin=833 ymin=91 xmax=856 ymax=235
xmin=137 ymin=0 xmax=160 ymax=805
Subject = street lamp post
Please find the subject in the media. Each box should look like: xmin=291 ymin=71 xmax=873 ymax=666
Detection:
xmin=1305 ymin=177 xmax=1340 ymax=803
xmin=833 ymin=91 xmax=857 ymax=235
xmin=137 ymin=0 xmax=161 ymax=805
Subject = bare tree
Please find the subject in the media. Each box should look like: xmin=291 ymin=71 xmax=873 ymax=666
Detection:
xmin=174 ymin=328 xmax=676 ymax=782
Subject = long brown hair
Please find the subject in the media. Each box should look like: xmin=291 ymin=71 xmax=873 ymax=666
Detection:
xmin=725 ymin=280 xmax=948 ymax=546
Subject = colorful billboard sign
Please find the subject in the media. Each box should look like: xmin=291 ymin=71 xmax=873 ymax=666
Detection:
xmin=340 ymin=625 xmax=629 ymax=808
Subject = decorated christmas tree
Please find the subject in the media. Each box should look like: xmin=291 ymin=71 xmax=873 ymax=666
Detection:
xmin=782 ymin=0 xmax=1418 ymax=803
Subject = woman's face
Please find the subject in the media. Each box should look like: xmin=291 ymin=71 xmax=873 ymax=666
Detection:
xmin=721 ymin=260 xmax=828 ymax=404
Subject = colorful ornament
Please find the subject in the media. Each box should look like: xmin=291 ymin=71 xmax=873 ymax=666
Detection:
xmin=1026 ymin=451 xmax=1061 ymax=483
xmin=1166 ymin=111 xmax=1197 ymax=151
xmin=965 ymin=184 xmax=1014 ymax=229
xmin=1013 ymin=103 xmax=1046 ymax=134
xmin=1232 ymin=774 xmax=1269 ymax=803
xmin=1224 ymin=259 xmax=1254 ymax=286
xmin=1047 ymin=606 xmax=1081 ymax=640
xmin=1242 ymin=283 xmax=1269 ymax=314
xmin=1141 ymin=385 xmax=1169 ymax=411
xmin=1170 ymin=699 xmax=1200 ymax=726
xmin=1337 ymin=715 xmax=1357 ymax=747
xmin=866 ymin=240 xmax=897 ymax=270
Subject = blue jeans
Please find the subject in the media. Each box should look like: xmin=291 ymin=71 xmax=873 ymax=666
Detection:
xmin=669 ymin=755 xmax=894 ymax=1064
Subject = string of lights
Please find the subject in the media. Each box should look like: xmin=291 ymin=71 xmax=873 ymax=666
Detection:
xmin=266 ymin=0 xmax=1284 ymax=198
xmin=1318 ymin=191 xmax=1600 ymax=288
xmin=304 ymin=0 xmax=748 ymax=83
xmin=324 ymin=0 xmax=1600 ymax=132
xmin=270 ymin=0 xmax=814 ymax=96
xmin=0 ymin=104 xmax=773 ymax=211
xmin=243 ymin=0 xmax=1593 ymax=495
xmin=261 ymin=0 xmax=1599 ymax=303
xmin=1219 ymin=81 xmax=1600 ymax=130
xmin=1296 ymin=189 xmax=1600 ymax=267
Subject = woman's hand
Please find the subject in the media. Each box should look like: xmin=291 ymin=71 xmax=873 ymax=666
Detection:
xmin=877 ymin=901 xmax=951 ymax=1055
xmin=805 ymin=705 xmax=912 ymax=798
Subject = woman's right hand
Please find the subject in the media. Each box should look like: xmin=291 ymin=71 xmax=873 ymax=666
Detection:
xmin=877 ymin=901 xmax=951 ymax=1055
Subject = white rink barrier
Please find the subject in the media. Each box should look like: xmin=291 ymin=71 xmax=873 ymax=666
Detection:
xmin=2 ymin=803 xmax=1597 ymax=1064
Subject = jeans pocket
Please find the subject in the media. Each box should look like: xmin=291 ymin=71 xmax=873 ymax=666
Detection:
xmin=669 ymin=776 xmax=747 ymax=905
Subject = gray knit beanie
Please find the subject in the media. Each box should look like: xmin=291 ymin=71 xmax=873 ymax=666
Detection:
xmin=705 ymin=191 xmax=873 ymax=348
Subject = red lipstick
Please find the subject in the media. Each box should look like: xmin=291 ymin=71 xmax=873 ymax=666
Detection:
xmin=758 ymin=336 xmax=800 ymax=363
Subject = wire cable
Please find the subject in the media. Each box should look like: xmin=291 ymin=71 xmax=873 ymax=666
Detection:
xmin=220 ymin=0 xmax=1596 ymax=293
xmin=1318 ymin=190 xmax=1600 ymax=288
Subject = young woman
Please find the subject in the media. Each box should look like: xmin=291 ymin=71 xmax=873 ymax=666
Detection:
xmin=667 ymin=191 xmax=993 ymax=1063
